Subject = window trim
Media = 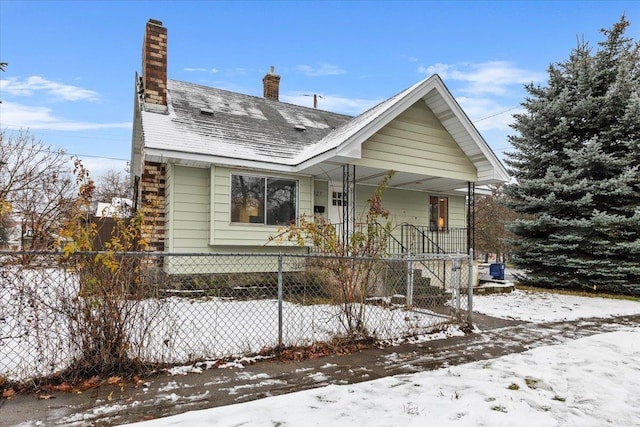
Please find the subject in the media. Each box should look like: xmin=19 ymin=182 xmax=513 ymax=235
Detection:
xmin=229 ymin=172 xmax=299 ymax=226
xmin=429 ymin=195 xmax=449 ymax=231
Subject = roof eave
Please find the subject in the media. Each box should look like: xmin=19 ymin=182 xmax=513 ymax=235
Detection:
xmin=428 ymin=77 xmax=511 ymax=184
xmin=130 ymin=82 xmax=143 ymax=179
xmin=300 ymin=74 xmax=510 ymax=184
xmin=143 ymin=147 xmax=299 ymax=173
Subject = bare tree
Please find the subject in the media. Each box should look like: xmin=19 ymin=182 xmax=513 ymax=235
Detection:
xmin=0 ymin=130 xmax=78 ymax=250
xmin=474 ymin=185 xmax=519 ymax=263
xmin=93 ymin=169 xmax=132 ymax=203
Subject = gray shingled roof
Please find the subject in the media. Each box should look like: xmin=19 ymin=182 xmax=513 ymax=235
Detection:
xmin=137 ymin=75 xmax=509 ymax=188
xmin=141 ymin=79 xmax=352 ymax=165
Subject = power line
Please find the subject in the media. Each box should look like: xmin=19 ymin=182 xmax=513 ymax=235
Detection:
xmin=2 ymin=129 xmax=130 ymax=162
xmin=493 ymin=146 xmax=513 ymax=152
xmin=14 ymin=146 xmax=129 ymax=163
xmin=67 ymin=152 xmax=129 ymax=162
xmin=5 ymin=107 xmax=519 ymax=161
xmin=2 ymin=123 xmax=131 ymax=142
xmin=473 ymin=106 xmax=520 ymax=122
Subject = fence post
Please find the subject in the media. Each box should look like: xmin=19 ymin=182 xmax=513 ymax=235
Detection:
xmin=467 ymin=248 xmax=474 ymax=323
xmin=278 ymin=253 xmax=283 ymax=348
xmin=452 ymin=255 xmax=461 ymax=318
xmin=406 ymin=251 xmax=413 ymax=307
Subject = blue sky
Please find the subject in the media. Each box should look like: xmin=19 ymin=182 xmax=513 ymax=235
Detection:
xmin=1 ymin=0 xmax=638 ymax=178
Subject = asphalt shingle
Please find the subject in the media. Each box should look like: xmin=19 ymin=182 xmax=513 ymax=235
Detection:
xmin=142 ymin=80 xmax=352 ymax=165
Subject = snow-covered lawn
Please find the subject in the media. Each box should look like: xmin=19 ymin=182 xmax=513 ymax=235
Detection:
xmin=473 ymin=289 xmax=640 ymax=322
xmin=123 ymin=290 xmax=640 ymax=427
xmin=1 ymin=267 xmax=451 ymax=380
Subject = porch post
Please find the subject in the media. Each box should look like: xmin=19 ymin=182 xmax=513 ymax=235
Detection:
xmin=342 ymin=164 xmax=356 ymax=249
xmin=466 ymin=182 xmax=475 ymax=255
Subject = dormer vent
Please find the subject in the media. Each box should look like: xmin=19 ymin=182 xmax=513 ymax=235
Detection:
xmin=200 ymin=108 xmax=214 ymax=115
xmin=294 ymin=124 xmax=307 ymax=132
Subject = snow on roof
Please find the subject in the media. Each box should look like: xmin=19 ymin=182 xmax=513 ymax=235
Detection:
xmin=141 ymin=80 xmax=351 ymax=166
xmin=138 ymin=76 xmax=508 ymax=184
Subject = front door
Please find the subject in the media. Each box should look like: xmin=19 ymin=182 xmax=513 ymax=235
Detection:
xmin=328 ymin=184 xmax=344 ymax=235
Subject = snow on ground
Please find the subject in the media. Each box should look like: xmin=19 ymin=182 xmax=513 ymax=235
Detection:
xmin=123 ymin=329 xmax=640 ymax=427
xmin=1 ymin=266 xmax=451 ymax=380
xmin=473 ymin=289 xmax=640 ymax=322
xmin=122 ymin=290 xmax=640 ymax=427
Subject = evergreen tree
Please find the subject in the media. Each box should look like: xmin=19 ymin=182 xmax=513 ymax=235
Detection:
xmin=504 ymin=17 xmax=640 ymax=295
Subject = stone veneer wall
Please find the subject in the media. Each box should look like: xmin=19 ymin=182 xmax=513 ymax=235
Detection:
xmin=140 ymin=161 xmax=166 ymax=252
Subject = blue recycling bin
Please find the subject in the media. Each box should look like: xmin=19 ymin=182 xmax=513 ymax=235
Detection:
xmin=489 ymin=263 xmax=505 ymax=280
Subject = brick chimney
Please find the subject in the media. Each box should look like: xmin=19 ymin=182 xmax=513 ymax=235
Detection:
xmin=263 ymin=66 xmax=280 ymax=101
xmin=142 ymin=19 xmax=167 ymax=108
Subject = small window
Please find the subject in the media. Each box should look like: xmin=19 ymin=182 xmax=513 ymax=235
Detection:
xmin=231 ymin=174 xmax=297 ymax=225
xmin=332 ymin=191 xmax=343 ymax=206
xmin=429 ymin=196 xmax=448 ymax=230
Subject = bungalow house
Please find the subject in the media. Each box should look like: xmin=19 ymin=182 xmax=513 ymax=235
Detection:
xmin=131 ymin=19 xmax=509 ymax=276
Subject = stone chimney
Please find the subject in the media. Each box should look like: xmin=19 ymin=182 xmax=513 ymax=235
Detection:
xmin=262 ymin=66 xmax=280 ymax=101
xmin=141 ymin=19 xmax=167 ymax=108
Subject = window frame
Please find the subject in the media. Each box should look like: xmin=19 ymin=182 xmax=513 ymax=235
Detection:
xmin=429 ymin=196 xmax=449 ymax=231
xmin=230 ymin=173 xmax=299 ymax=226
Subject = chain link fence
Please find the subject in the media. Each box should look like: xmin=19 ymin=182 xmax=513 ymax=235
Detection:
xmin=0 ymin=251 xmax=472 ymax=382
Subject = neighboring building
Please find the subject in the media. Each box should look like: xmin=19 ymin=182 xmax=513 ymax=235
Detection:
xmin=89 ymin=198 xmax=133 ymax=251
xmin=0 ymin=215 xmax=21 ymax=250
xmin=93 ymin=198 xmax=133 ymax=219
xmin=130 ymin=19 xmax=509 ymax=273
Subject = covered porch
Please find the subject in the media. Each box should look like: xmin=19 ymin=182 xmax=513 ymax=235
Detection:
xmin=308 ymin=164 xmax=477 ymax=256
xmin=296 ymin=75 xmax=508 ymax=257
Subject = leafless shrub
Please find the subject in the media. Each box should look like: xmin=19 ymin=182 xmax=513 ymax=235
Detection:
xmin=53 ymin=160 xmax=166 ymax=381
xmin=270 ymin=171 xmax=396 ymax=339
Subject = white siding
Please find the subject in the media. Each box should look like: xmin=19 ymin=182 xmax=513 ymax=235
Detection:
xmin=354 ymin=184 xmax=467 ymax=254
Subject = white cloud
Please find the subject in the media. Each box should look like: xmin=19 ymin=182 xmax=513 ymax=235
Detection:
xmin=418 ymin=61 xmax=545 ymax=95
xmin=281 ymin=92 xmax=382 ymax=116
xmin=415 ymin=61 xmax=542 ymax=135
xmin=0 ymin=76 xmax=99 ymax=101
xmin=296 ymin=63 xmax=347 ymax=77
xmin=183 ymin=67 xmax=219 ymax=74
xmin=0 ymin=101 xmax=131 ymax=131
